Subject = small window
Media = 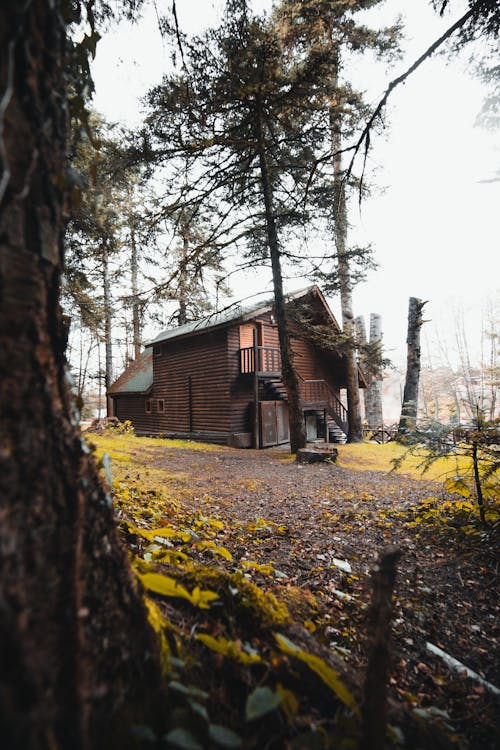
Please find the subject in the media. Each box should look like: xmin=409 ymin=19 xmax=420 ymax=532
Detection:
xmin=157 ymin=398 xmax=165 ymax=413
xmin=145 ymin=399 xmax=152 ymax=414
xmin=153 ymin=344 xmax=162 ymax=357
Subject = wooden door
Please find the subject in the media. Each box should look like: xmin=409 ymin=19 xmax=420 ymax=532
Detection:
xmin=276 ymin=402 xmax=289 ymax=443
xmin=260 ymin=401 xmax=290 ymax=447
xmin=260 ymin=402 xmax=277 ymax=447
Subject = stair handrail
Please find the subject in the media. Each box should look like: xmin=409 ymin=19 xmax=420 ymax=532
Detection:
xmin=299 ymin=377 xmax=348 ymax=432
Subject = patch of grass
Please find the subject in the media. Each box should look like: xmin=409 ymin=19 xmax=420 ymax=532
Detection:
xmin=86 ymin=433 xmax=225 ymax=493
xmin=336 ymin=441 xmax=472 ymax=482
xmin=88 ymin=432 xmax=225 ymax=454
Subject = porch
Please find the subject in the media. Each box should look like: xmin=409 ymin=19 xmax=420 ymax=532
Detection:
xmin=239 ymin=345 xmax=349 ymax=445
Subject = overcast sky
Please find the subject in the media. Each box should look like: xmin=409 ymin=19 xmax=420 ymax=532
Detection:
xmin=91 ymin=0 xmax=499 ymax=368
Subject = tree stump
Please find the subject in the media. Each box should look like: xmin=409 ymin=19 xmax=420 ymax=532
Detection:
xmin=296 ymin=448 xmax=338 ymax=464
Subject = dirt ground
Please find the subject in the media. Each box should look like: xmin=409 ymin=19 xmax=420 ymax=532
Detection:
xmin=95 ymin=435 xmax=500 ymax=748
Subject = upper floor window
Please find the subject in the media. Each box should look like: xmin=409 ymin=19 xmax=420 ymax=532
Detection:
xmin=145 ymin=399 xmax=152 ymax=414
xmin=157 ymin=399 xmax=165 ymax=413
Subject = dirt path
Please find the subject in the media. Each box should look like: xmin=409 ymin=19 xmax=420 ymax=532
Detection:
xmin=95 ymin=435 xmax=500 ymax=748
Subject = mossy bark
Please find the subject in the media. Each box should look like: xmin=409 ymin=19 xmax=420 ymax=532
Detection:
xmin=0 ymin=3 xmax=164 ymax=747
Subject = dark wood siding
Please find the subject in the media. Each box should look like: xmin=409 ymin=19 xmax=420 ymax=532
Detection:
xmin=113 ymin=394 xmax=156 ymax=434
xmin=228 ymin=324 xmax=254 ymax=435
xmin=152 ymin=328 xmax=231 ymax=440
xmin=111 ymin=295 xmax=349 ymax=446
xmin=291 ymin=334 xmax=344 ymax=396
xmin=261 ymin=320 xmax=279 ymax=348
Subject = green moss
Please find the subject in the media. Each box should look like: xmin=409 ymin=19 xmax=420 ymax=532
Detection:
xmin=172 ymin=564 xmax=290 ymax=630
xmin=278 ymin=586 xmax=320 ymax=623
xmin=235 ymin=575 xmax=290 ymax=628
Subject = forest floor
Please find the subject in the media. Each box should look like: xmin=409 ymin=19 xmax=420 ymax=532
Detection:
xmin=89 ymin=431 xmax=499 ymax=750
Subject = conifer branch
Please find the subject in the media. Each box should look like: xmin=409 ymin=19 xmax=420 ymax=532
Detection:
xmin=344 ymin=2 xmax=479 ymax=194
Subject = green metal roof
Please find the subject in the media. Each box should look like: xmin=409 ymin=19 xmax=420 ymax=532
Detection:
xmin=147 ymin=286 xmax=319 ymax=346
xmin=108 ymin=349 xmax=152 ymax=395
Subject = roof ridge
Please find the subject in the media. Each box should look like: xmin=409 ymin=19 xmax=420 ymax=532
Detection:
xmin=147 ymin=285 xmax=319 ymax=347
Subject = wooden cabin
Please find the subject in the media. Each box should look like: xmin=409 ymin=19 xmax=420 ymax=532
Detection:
xmin=108 ymin=285 xmax=366 ymax=447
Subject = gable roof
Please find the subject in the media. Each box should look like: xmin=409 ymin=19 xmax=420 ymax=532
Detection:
xmin=147 ymin=285 xmax=340 ymax=347
xmin=108 ymin=349 xmax=153 ymax=395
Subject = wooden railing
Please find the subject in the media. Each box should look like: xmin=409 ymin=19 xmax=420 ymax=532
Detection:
xmin=240 ymin=346 xmax=281 ymax=375
xmin=300 ymin=378 xmax=348 ymax=433
xmin=238 ymin=351 xmax=348 ymax=434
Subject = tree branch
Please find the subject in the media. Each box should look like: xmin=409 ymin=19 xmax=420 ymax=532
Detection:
xmin=345 ymin=2 xmax=479 ymax=195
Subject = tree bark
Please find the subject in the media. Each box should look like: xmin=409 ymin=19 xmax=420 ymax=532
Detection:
xmin=130 ymin=219 xmax=142 ymax=358
xmin=0 ymin=3 xmax=163 ymax=747
xmin=178 ymin=221 xmax=189 ymax=326
xmin=354 ymin=314 xmax=367 ymax=423
xmin=366 ymin=313 xmax=384 ymax=428
xmin=330 ymin=100 xmax=363 ymax=442
xmin=255 ymin=100 xmax=306 ymax=453
xmin=360 ymin=548 xmax=402 ymax=750
xmin=398 ymin=297 xmax=427 ymax=438
xmin=102 ymin=243 xmax=114 ymax=415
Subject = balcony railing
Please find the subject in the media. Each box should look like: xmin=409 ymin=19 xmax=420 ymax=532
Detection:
xmin=240 ymin=346 xmax=282 ymax=375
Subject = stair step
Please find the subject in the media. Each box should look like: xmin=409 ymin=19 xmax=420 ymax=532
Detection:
xmin=262 ymin=377 xmax=288 ymax=400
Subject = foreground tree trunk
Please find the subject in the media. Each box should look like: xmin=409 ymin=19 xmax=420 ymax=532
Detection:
xmin=0 ymin=4 xmax=163 ymax=747
xmin=398 ymin=297 xmax=427 ymax=438
xmin=255 ymin=101 xmax=306 ymax=453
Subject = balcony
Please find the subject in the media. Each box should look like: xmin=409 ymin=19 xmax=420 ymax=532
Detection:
xmin=239 ymin=346 xmax=281 ymax=376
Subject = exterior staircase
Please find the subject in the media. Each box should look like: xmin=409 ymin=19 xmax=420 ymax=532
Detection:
xmin=327 ymin=419 xmax=347 ymax=444
xmin=314 ymin=409 xmax=347 ymax=444
xmin=262 ymin=377 xmax=348 ymax=443
xmin=262 ymin=377 xmax=287 ymax=400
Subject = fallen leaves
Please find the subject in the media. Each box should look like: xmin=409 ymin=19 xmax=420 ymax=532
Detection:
xmin=90 ymin=433 xmax=499 ymax=749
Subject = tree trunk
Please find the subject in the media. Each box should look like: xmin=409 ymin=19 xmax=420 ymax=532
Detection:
xmin=366 ymin=314 xmax=384 ymax=428
xmin=398 ymin=297 xmax=427 ymax=438
xmin=102 ymin=243 xmax=114 ymax=415
xmin=130 ymin=220 xmax=142 ymax=359
xmin=0 ymin=4 xmax=163 ymax=747
xmin=360 ymin=548 xmax=402 ymax=750
xmin=354 ymin=314 xmax=367 ymax=424
xmin=255 ymin=101 xmax=306 ymax=453
xmin=178 ymin=222 xmax=189 ymax=326
xmin=330 ymin=101 xmax=363 ymax=442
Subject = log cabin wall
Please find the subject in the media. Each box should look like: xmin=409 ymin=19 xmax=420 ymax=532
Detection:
xmin=228 ymin=314 xmax=281 ymax=436
xmin=113 ymin=394 xmax=155 ymax=433
xmin=260 ymin=317 xmax=279 ymax=348
xmin=290 ymin=333 xmax=344 ymax=397
xmin=228 ymin=324 xmax=254 ymax=437
xmin=153 ymin=329 xmax=231 ymax=442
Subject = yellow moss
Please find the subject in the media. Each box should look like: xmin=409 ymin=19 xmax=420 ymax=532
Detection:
xmin=88 ymin=432 xmax=225 ymax=454
xmin=144 ymin=597 xmax=172 ymax=675
xmin=278 ymin=586 xmax=320 ymax=623
xmin=172 ymin=563 xmax=290 ymax=630
xmin=336 ymin=442 xmax=472 ymax=482
xmin=234 ymin=574 xmax=290 ymax=628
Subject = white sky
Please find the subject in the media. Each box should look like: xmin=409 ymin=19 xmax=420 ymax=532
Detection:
xmin=91 ymin=0 xmax=500 ymax=368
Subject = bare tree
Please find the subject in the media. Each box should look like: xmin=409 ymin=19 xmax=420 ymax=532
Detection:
xmin=398 ymin=297 xmax=427 ymax=438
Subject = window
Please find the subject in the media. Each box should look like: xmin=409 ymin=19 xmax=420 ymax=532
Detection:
xmin=157 ymin=398 xmax=165 ymax=413
xmin=145 ymin=399 xmax=152 ymax=414
xmin=153 ymin=344 xmax=162 ymax=357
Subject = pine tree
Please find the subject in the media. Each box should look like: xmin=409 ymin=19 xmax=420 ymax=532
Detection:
xmin=142 ymin=0 xmax=345 ymax=451
xmin=275 ymin=0 xmax=399 ymax=442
